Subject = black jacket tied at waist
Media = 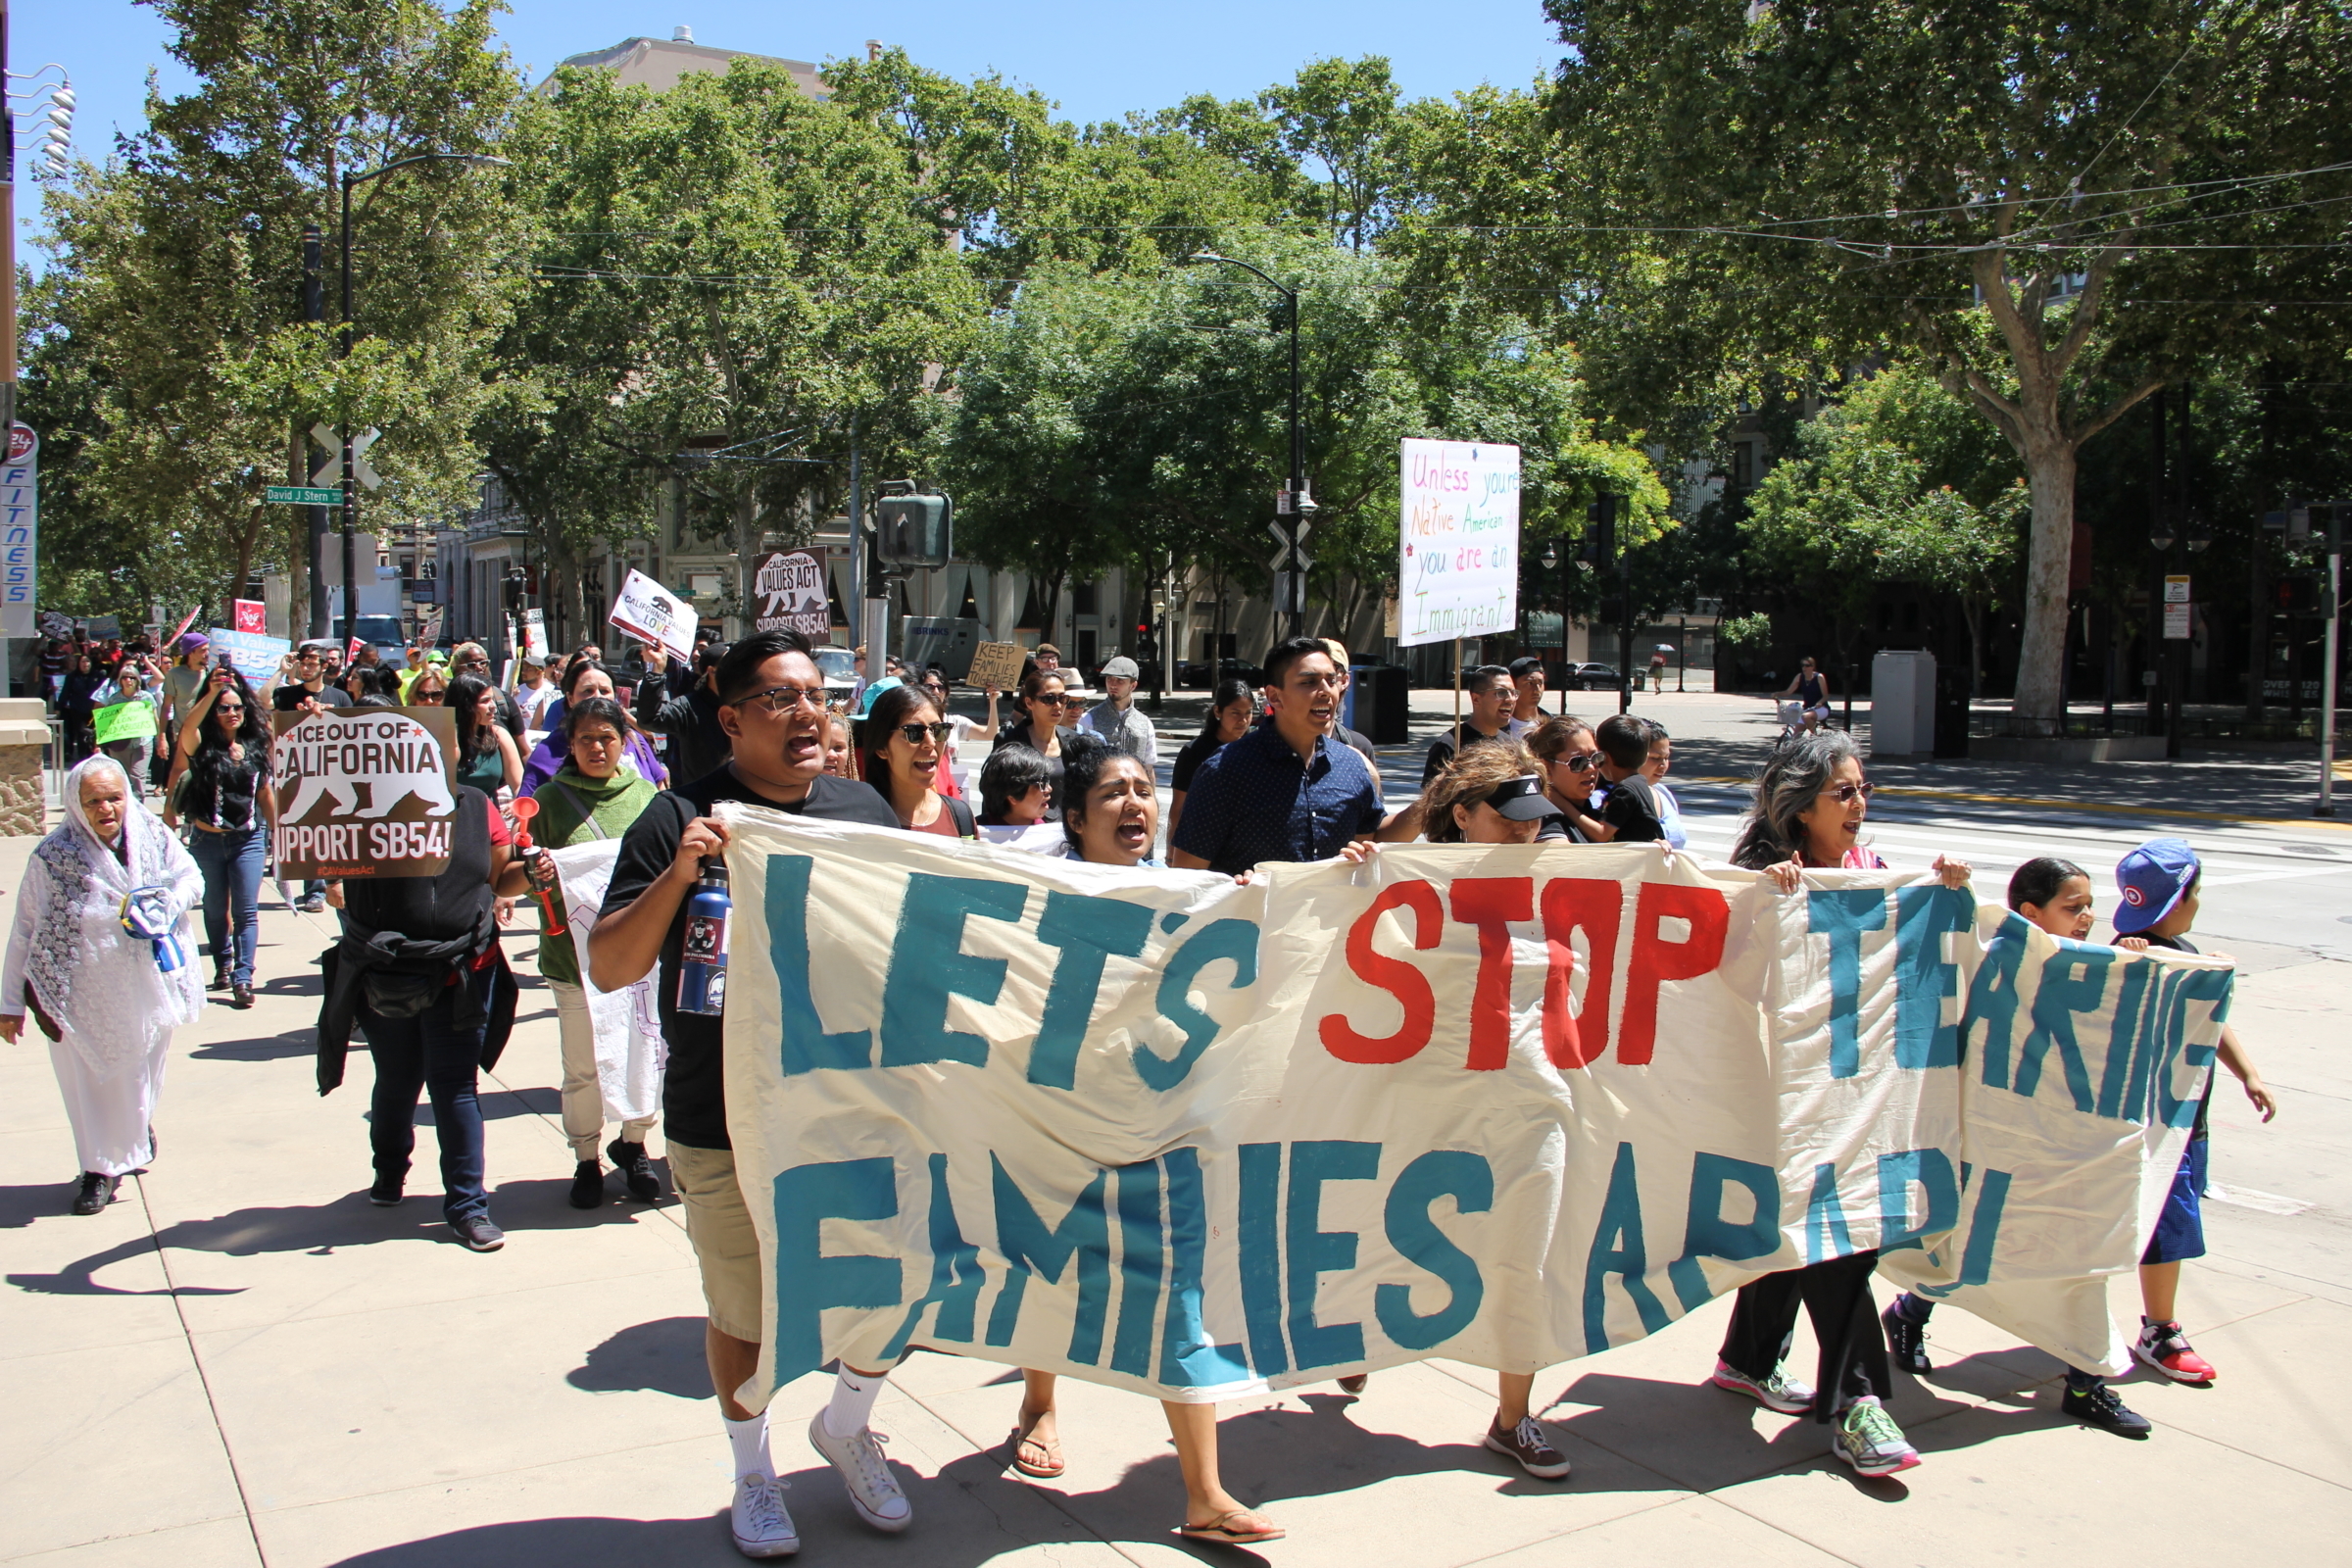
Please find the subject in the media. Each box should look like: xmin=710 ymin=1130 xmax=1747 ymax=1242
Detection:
xmin=314 ymin=907 xmax=515 ymax=1095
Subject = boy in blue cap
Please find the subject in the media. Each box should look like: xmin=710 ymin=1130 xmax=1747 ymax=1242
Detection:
xmin=2112 ymin=837 xmax=2278 ymax=1384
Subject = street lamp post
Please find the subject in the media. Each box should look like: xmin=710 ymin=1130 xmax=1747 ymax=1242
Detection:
xmin=1183 ymin=253 xmax=1310 ymax=643
xmin=2314 ymin=502 xmax=2344 ymax=817
xmin=338 ymin=152 xmax=508 ymax=648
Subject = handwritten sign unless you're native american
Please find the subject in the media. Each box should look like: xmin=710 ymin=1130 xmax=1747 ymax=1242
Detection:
xmin=1397 ymin=438 xmax=1521 ymax=648
xmin=271 ymin=707 xmax=459 ymax=880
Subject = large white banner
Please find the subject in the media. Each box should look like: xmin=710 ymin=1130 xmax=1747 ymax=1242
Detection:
xmin=551 ymin=839 xmax=666 ymax=1126
xmin=716 ymin=814 xmax=2230 ymax=1408
xmin=1398 ymin=438 xmax=1520 ymax=648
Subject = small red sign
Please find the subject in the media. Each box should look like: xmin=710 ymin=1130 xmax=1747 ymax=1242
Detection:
xmin=233 ymin=599 xmax=267 ymax=634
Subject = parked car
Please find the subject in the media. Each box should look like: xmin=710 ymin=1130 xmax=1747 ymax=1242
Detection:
xmin=1176 ymin=657 xmax=1266 ymax=690
xmin=1565 ymin=662 xmax=1623 ymax=691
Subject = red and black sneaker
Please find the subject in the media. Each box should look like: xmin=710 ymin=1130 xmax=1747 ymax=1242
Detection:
xmin=2133 ymin=1318 xmax=2217 ymax=1383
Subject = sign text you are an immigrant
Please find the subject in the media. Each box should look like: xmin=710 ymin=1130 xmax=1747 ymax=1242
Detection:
xmin=1398 ymin=438 xmax=1519 ymax=648
xmin=716 ymin=814 xmax=2229 ymax=1410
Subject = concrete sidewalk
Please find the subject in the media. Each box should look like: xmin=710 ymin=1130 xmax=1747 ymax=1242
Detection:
xmin=3 ymin=835 xmax=2349 ymax=1566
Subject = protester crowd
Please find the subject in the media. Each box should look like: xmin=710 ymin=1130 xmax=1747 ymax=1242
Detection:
xmin=1 ymin=623 xmax=2276 ymax=1559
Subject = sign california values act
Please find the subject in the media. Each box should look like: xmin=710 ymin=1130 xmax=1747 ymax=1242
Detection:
xmin=1397 ymin=438 xmax=1519 ymax=648
xmin=716 ymin=813 xmax=2229 ymax=1411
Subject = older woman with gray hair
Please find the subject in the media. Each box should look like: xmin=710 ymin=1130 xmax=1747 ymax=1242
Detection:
xmin=0 ymin=756 xmax=204 ymax=1214
xmin=1713 ymin=729 xmax=1970 ymax=1479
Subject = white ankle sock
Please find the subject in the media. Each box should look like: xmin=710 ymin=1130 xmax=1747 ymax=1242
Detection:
xmin=724 ymin=1411 xmax=771 ymax=1478
xmin=823 ymin=1366 xmax=887 ymax=1438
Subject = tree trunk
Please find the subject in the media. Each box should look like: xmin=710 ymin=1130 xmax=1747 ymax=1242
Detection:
xmin=229 ymin=506 xmax=266 ymax=616
xmin=735 ymin=491 xmax=760 ymax=640
xmin=2008 ymin=431 xmax=2079 ymax=733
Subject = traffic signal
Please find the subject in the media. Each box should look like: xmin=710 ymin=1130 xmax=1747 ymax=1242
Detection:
xmin=2278 ymin=574 xmax=2322 ymax=615
xmin=876 ymin=492 xmax=953 ymax=565
xmin=1583 ymin=493 xmax=1617 ymax=570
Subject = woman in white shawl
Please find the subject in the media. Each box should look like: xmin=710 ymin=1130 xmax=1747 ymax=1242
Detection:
xmin=0 ymin=757 xmax=204 ymax=1214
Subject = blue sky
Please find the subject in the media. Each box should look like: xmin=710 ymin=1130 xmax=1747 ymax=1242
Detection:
xmin=15 ymin=1 xmax=1566 ymax=179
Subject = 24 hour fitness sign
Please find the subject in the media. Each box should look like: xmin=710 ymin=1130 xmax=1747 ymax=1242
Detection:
xmin=271 ymin=707 xmax=460 ymax=880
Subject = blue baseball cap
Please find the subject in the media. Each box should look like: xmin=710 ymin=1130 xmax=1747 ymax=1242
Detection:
xmin=2113 ymin=837 xmax=2199 ymax=935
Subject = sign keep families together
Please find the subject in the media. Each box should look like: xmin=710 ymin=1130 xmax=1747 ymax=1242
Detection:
xmin=715 ymin=813 xmax=2230 ymax=1409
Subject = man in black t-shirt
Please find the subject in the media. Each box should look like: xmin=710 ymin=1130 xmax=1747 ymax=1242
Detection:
xmin=589 ymin=628 xmax=907 ymax=1555
xmin=1592 ymin=712 xmax=1666 ymax=843
xmin=1423 ymin=664 xmax=1517 ymax=787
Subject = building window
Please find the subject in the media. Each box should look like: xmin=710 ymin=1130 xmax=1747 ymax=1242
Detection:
xmin=1072 ymin=581 xmax=1098 ymax=615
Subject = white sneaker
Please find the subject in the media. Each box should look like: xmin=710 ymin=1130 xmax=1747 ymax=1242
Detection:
xmin=807 ymin=1412 xmax=912 ymax=1533
xmin=731 ymin=1472 xmax=799 ymax=1558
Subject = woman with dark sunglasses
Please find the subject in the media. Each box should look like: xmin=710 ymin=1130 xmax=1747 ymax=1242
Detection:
xmin=857 ymin=683 xmax=973 ymax=838
xmin=162 ymin=675 xmax=277 ymax=1008
xmin=990 ymin=666 xmax=1075 ymax=820
xmin=1525 ymin=714 xmax=1609 ymax=842
xmin=1713 ymin=729 xmax=1971 ymax=1479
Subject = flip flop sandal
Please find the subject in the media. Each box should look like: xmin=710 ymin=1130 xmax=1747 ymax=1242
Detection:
xmin=1007 ymin=1423 xmax=1066 ymax=1479
xmin=1178 ymin=1510 xmax=1287 ymax=1544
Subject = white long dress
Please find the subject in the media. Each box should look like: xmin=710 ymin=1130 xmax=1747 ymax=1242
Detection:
xmin=1 ymin=760 xmax=204 ymax=1177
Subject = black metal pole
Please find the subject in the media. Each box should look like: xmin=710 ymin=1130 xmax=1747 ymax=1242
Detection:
xmin=1558 ymin=545 xmax=1570 ymax=714
xmin=302 ymin=222 xmax=326 ymax=639
xmin=1287 ymin=284 xmax=1302 ymax=645
xmin=339 ymin=172 xmax=357 ymax=651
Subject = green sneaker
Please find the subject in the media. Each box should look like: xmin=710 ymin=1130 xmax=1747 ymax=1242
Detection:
xmin=1711 ymin=1358 xmax=1814 ymax=1414
xmin=1833 ymin=1396 xmax=1920 ymax=1477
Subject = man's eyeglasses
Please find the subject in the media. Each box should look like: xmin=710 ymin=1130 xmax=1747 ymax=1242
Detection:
xmin=1827 ymin=780 xmax=1875 ymax=804
xmin=897 ymin=721 xmax=955 ymax=744
xmin=727 ymin=684 xmax=828 ymax=712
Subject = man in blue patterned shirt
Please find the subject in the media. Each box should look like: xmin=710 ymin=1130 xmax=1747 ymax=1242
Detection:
xmin=1171 ymin=637 xmax=1411 ymax=874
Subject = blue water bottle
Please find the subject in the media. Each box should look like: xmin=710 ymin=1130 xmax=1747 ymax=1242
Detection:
xmin=677 ymin=857 xmax=731 ymax=1016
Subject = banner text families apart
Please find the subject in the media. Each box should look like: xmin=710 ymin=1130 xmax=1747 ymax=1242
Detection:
xmin=716 ymin=814 xmax=2229 ymax=1408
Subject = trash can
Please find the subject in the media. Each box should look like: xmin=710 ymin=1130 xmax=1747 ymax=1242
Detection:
xmin=1933 ymin=663 xmax=1972 ymax=758
xmin=1353 ymin=663 xmax=1410 ymax=746
xmin=1869 ymin=650 xmax=1936 ymax=757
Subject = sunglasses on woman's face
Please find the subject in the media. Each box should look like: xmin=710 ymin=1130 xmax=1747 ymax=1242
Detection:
xmin=1032 ymin=692 xmax=1070 ymax=708
xmin=1552 ymin=751 xmax=1602 ymax=771
xmin=1827 ymin=780 xmax=1875 ymax=805
xmin=413 ymin=690 xmax=445 ymax=704
xmin=897 ymin=721 xmax=954 ymax=744
xmin=214 ymin=704 xmax=245 ymax=715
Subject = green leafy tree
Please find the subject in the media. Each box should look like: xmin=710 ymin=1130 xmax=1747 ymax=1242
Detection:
xmin=1746 ymin=367 xmax=2027 ymax=693
xmin=483 ymin=57 xmax=981 ymax=633
xmin=24 ymin=0 xmax=522 ymax=625
xmin=1543 ymin=0 xmax=2352 ymax=730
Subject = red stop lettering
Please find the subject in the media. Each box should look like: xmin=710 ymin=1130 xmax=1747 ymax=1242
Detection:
xmin=1618 ymin=882 xmax=1730 ymax=1065
xmin=1541 ymin=877 xmax=1621 ymax=1068
xmin=1319 ymin=880 xmax=1444 ymax=1063
xmin=1449 ymin=877 xmax=1534 ymax=1069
